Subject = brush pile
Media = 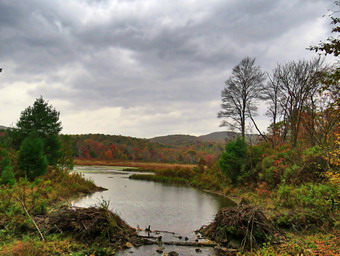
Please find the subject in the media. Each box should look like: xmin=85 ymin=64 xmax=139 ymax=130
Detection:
xmin=199 ymin=205 xmax=282 ymax=251
xmin=37 ymin=206 xmax=140 ymax=247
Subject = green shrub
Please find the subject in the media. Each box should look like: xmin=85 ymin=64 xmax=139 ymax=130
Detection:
xmin=191 ymin=171 xmax=223 ymax=190
xmin=281 ymin=164 xmax=300 ymax=184
xmin=274 ymin=183 xmax=339 ymax=229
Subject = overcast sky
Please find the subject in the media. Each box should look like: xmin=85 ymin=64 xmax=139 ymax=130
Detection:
xmin=0 ymin=0 xmax=335 ymax=138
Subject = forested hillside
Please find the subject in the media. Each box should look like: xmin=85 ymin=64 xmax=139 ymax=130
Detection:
xmin=70 ymin=133 xmax=224 ymax=164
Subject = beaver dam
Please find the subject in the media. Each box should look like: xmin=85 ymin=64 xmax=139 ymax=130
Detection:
xmin=199 ymin=204 xmax=284 ymax=252
xmin=73 ymin=166 xmax=236 ymax=255
xmin=34 ymin=204 xmax=283 ymax=255
xmin=36 ymin=206 xmax=143 ymax=249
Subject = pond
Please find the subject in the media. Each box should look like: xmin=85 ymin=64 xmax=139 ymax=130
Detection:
xmin=74 ymin=166 xmax=235 ymax=256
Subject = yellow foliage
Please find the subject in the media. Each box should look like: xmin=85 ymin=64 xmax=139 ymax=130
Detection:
xmin=324 ymin=171 xmax=340 ymax=185
xmin=326 ymin=123 xmax=340 ymax=168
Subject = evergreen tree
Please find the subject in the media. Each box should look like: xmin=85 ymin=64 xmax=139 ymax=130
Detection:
xmin=18 ymin=137 xmax=48 ymax=180
xmin=0 ymin=149 xmax=10 ymax=171
xmin=59 ymin=135 xmax=74 ymax=170
xmin=11 ymin=96 xmax=62 ymax=166
xmin=0 ymin=165 xmax=16 ymax=186
xmin=219 ymin=137 xmax=247 ymax=185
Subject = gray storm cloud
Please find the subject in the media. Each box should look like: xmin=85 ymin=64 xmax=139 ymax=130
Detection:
xmin=0 ymin=0 xmax=333 ymax=137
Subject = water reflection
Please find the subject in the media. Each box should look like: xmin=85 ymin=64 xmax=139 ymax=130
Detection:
xmin=74 ymin=166 xmax=234 ymax=256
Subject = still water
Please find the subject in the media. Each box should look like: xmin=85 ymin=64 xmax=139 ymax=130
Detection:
xmin=74 ymin=166 xmax=235 ymax=256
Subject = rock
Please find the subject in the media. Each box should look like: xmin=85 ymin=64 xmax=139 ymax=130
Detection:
xmin=195 ymin=248 xmax=202 ymax=253
xmin=178 ymin=236 xmax=183 ymax=239
xmin=168 ymin=251 xmax=179 ymax=256
xmin=184 ymin=237 xmax=189 ymax=241
xmin=124 ymin=242 xmax=134 ymax=248
xmin=156 ymin=246 xmax=165 ymax=253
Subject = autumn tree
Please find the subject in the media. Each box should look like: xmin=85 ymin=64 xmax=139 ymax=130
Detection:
xmin=270 ymin=58 xmax=326 ymax=147
xmin=309 ymin=1 xmax=339 ymax=57
xmin=218 ymin=57 xmax=266 ymax=139
xmin=261 ymin=69 xmax=282 ymax=146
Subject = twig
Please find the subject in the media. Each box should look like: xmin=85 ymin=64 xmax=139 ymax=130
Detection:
xmin=15 ymin=196 xmax=45 ymax=242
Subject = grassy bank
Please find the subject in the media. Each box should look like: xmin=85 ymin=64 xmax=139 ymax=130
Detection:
xmin=129 ymin=174 xmax=188 ymax=184
xmin=129 ymin=165 xmax=225 ymax=191
xmin=0 ymin=168 xmax=116 ymax=256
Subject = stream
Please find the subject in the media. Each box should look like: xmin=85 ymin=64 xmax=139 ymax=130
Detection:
xmin=74 ymin=166 xmax=235 ymax=256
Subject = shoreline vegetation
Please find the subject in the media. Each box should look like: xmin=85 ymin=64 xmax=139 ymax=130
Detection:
xmin=127 ymin=164 xmax=339 ymax=255
xmin=0 ymin=168 xmax=120 ymax=255
xmin=1 ymin=163 xmax=339 ymax=255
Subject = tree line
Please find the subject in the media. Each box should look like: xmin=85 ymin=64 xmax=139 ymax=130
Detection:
xmin=218 ymin=57 xmax=339 ymax=149
xmin=217 ymin=3 xmax=339 ymax=185
xmin=218 ymin=2 xmax=339 ymax=150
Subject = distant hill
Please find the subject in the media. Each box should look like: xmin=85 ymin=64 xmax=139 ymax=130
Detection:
xmin=198 ymin=131 xmax=238 ymax=143
xmin=0 ymin=125 xmax=8 ymax=130
xmin=150 ymin=134 xmax=200 ymax=146
xmin=150 ymin=131 xmax=260 ymax=145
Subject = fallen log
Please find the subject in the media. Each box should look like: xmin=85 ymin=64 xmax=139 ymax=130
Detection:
xmin=143 ymin=240 xmax=217 ymax=247
xmin=163 ymin=241 xmax=217 ymax=247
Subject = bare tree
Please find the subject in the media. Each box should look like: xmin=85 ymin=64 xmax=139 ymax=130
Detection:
xmin=273 ymin=58 xmax=326 ymax=147
xmin=218 ymin=57 xmax=266 ymax=139
xmin=259 ymin=69 xmax=282 ymax=146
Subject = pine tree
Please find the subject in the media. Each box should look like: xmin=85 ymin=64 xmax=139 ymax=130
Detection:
xmin=18 ymin=137 xmax=48 ymax=180
xmin=219 ymin=137 xmax=247 ymax=185
xmin=10 ymin=96 xmax=62 ymax=166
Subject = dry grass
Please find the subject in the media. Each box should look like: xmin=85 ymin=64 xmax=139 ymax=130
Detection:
xmin=74 ymin=159 xmax=196 ymax=170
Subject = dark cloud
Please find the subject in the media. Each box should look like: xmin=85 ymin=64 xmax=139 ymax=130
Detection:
xmin=0 ymin=0 xmax=334 ymax=136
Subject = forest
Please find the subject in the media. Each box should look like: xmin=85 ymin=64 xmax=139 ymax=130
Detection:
xmin=70 ymin=133 xmax=224 ymax=165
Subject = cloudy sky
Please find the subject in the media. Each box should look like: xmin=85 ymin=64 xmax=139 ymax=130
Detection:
xmin=0 ymin=0 xmax=335 ymax=138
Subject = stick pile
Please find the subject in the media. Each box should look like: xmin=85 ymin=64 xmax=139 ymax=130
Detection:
xmin=36 ymin=206 xmax=139 ymax=246
xmin=200 ymin=205 xmax=281 ymax=251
